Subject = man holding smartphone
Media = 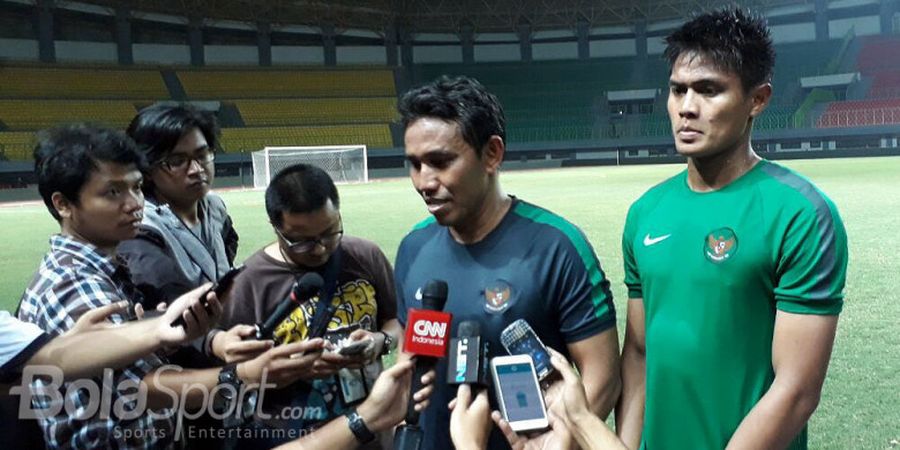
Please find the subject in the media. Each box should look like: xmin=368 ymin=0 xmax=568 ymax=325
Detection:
xmin=212 ymin=163 xmax=402 ymax=449
xmin=18 ymin=125 xmax=333 ymax=450
xmin=394 ymin=76 xmax=621 ymax=450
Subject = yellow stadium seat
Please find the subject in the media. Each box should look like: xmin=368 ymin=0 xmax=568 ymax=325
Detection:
xmin=0 ymin=100 xmax=139 ymax=131
xmin=0 ymin=132 xmax=36 ymax=161
xmin=234 ymin=98 xmax=397 ymax=126
xmin=177 ymin=70 xmax=396 ymax=99
xmin=0 ymin=67 xmax=168 ymax=99
xmin=220 ymin=125 xmax=393 ymax=153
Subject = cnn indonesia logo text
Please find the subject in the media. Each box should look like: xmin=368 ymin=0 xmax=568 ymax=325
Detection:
xmin=410 ymin=319 xmax=447 ymax=346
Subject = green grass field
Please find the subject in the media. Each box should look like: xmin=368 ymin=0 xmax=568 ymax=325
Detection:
xmin=2 ymin=157 xmax=898 ymax=448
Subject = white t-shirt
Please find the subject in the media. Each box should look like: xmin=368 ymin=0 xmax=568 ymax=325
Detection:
xmin=0 ymin=310 xmax=50 ymax=382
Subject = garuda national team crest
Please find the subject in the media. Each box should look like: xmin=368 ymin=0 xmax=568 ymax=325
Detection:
xmin=704 ymin=227 xmax=738 ymax=263
xmin=483 ymin=279 xmax=514 ymax=314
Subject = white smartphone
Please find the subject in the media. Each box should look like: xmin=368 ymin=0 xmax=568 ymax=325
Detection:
xmin=490 ymin=354 xmax=549 ymax=433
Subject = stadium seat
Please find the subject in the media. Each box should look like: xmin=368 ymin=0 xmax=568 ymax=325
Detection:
xmin=0 ymin=100 xmax=139 ymax=131
xmin=817 ymin=98 xmax=900 ymax=128
xmin=867 ymin=69 xmax=900 ymax=99
xmin=234 ymin=98 xmax=397 ymax=126
xmin=857 ymin=36 xmax=900 ymax=74
xmin=220 ymin=125 xmax=394 ymax=153
xmin=177 ymin=70 xmax=396 ymax=99
xmin=0 ymin=67 xmax=168 ymax=99
xmin=0 ymin=132 xmax=36 ymax=161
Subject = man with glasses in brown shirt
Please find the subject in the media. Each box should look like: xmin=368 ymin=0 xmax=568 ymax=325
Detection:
xmin=213 ymin=163 xmax=401 ymax=449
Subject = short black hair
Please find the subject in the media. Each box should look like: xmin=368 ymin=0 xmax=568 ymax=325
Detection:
xmin=265 ymin=164 xmax=340 ymax=228
xmin=126 ymin=104 xmax=219 ymax=194
xmin=398 ymin=75 xmax=505 ymax=157
xmin=664 ymin=7 xmax=775 ymax=92
xmin=34 ymin=124 xmax=145 ymax=222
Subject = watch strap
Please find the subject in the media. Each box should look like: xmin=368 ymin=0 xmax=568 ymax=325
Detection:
xmin=379 ymin=331 xmax=395 ymax=356
xmin=345 ymin=409 xmax=376 ymax=443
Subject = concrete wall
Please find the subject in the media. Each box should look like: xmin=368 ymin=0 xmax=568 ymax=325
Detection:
xmin=205 ymin=45 xmax=258 ymax=65
xmin=133 ymin=43 xmax=191 ymax=64
xmin=271 ymin=46 xmax=324 ymax=65
xmin=0 ymin=38 xmax=39 ymax=60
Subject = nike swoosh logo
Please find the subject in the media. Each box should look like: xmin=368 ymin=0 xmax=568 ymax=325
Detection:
xmin=643 ymin=233 xmax=672 ymax=246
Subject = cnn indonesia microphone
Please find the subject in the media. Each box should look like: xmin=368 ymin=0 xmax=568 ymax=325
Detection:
xmin=394 ymin=279 xmax=451 ymax=450
xmin=255 ymin=272 xmax=324 ymax=341
xmin=447 ymin=320 xmax=489 ymax=387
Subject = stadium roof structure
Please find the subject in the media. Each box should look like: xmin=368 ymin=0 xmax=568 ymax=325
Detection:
xmin=76 ymin=0 xmax=813 ymax=33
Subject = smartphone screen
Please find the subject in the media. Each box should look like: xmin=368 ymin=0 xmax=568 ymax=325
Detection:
xmin=495 ymin=362 xmax=546 ymax=423
xmin=501 ymin=320 xmax=553 ymax=379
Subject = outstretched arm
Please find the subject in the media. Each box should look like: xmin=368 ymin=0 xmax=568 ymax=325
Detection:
xmin=28 ymin=284 xmax=220 ymax=380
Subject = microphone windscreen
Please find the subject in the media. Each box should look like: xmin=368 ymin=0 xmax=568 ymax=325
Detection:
xmin=293 ymin=272 xmax=324 ymax=299
xmin=421 ymin=279 xmax=449 ymax=311
xmin=457 ymin=320 xmax=481 ymax=338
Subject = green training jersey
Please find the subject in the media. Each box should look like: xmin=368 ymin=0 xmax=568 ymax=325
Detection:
xmin=623 ymin=159 xmax=847 ymax=450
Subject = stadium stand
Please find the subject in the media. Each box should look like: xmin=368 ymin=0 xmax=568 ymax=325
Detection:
xmin=220 ymin=124 xmax=393 ymax=153
xmin=234 ymin=98 xmax=397 ymax=126
xmin=176 ymin=69 xmax=396 ymax=99
xmin=868 ymin=69 xmax=900 ymax=99
xmin=0 ymin=131 xmax=36 ymax=162
xmin=410 ymin=40 xmax=843 ymax=142
xmin=817 ymin=98 xmax=900 ymax=128
xmin=0 ymin=66 xmax=168 ymax=99
xmin=0 ymin=65 xmax=400 ymax=159
xmin=0 ymin=100 xmax=139 ymax=131
xmin=856 ymin=36 xmax=900 ymax=74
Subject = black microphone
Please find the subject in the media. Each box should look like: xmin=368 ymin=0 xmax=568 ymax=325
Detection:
xmin=255 ymin=272 xmax=324 ymax=341
xmin=447 ymin=320 xmax=489 ymax=387
xmin=394 ymin=279 xmax=450 ymax=450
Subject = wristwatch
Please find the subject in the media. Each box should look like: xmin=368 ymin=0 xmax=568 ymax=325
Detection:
xmin=379 ymin=331 xmax=395 ymax=356
xmin=214 ymin=363 xmax=242 ymax=415
xmin=345 ymin=408 xmax=376 ymax=443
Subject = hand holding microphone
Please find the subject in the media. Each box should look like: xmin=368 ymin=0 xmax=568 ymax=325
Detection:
xmin=394 ymin=279 xmax=452 ymax=450
xmin=355 ymin=353 xmax=437 ymax=433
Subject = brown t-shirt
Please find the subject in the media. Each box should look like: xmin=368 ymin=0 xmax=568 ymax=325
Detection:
xmin=219 ymin=235 xmax=397 ymax=436
xmin=221 ymin=235 xmax=396 ymax=334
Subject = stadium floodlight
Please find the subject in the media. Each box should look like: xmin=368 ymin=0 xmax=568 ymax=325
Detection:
xmin=251 ymin=145 xmax=369 ymax=188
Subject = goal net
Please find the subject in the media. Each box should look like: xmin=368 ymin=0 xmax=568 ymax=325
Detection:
xmin=251 ymin=145 xmax=368 ymax=189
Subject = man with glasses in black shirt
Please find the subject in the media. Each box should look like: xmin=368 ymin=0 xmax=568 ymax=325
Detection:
xmin=120 ymin=104 xmax=239 ymax=311
xmin=214 ymin=163 xmax=401 ymax=449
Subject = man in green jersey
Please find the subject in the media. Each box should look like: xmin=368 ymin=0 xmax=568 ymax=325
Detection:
xmin=617 ymin=8 xmax=848 ymax=450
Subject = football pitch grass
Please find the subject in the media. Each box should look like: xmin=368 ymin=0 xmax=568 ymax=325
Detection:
xmin=1 ymin=157 xmax=898 ymax=448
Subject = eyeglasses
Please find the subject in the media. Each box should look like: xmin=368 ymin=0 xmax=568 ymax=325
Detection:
xmin=158 ymin=151 xmax=215 ymax=172
xmin=274 ymin=225 xmax=343 ymax=254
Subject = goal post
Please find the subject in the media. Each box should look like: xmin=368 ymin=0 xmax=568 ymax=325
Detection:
xmin=251 ymin=145 xmax=368 ymax=189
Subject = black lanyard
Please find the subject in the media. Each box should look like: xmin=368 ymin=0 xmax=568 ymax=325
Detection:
xmin=305 ymin=247 xmax=343 ymax=339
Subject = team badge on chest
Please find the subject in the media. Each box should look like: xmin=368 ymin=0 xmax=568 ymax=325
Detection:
xmin=483 ymin=279 xmax=514 ymax=314
xmin=704 ymin=227 xmax=738 ymax=263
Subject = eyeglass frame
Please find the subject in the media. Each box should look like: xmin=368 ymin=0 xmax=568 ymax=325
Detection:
xmin=273 ymin=218 xmax=344 ymax=254
xmin=156 ymin=150 xmax=216 ymax=173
